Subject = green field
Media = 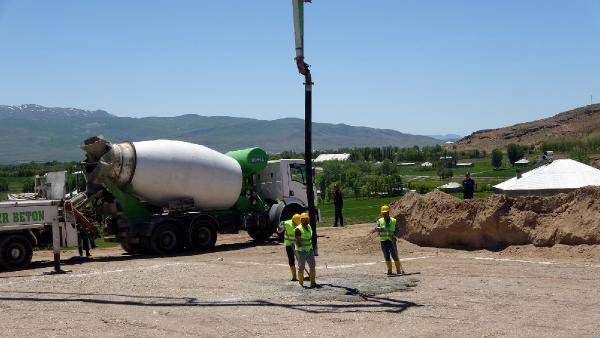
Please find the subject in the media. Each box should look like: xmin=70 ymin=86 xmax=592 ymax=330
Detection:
xmin=318 ymin=191 xmax=497 ymax=227
xmin=318 ymin=196 xmax=401 ymax=227
xmin=0 ymin=176 xmax=28 ymax=200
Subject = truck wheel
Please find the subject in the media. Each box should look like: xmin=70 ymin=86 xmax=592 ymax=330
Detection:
xmin=248 ymin=228 xmax=273 ymax=243
xmin=188 ymin=219 xmax=217 ymax=251
xmin=120 ymin=242 xmax=145 ymax=255
xmin=0 ymin=235 xmax=33 ymax=270
xmin=150 ymin=223 xmax=184 ymax=255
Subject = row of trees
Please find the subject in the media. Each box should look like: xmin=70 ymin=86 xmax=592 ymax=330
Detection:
xmin=490 ymin=143 xmax=532 ymax=169
xmin=271 ymin=145 xmax=488 ymax=163
xmin=316 ymin=160 xmax=404 ymax=202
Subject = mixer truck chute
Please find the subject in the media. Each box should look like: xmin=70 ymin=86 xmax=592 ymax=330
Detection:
xmin=81 ymin=136 xmax=317 ymax=255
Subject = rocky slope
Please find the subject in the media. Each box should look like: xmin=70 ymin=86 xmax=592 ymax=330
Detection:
xmin=456 ymin=104 xmax=600 ymax=150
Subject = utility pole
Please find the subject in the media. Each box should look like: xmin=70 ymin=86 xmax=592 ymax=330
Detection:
xmin=292 ymin=0 xmax=318 ymax=254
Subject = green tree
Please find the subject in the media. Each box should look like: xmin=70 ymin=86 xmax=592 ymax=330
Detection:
xmin=436 ymin=167 xmax=453 ymax=179
xmin=491 ymin=149 xmax=503 ymax=169
xmin=0 ymin=179 xmax=8 ymax=192
xmin=22 ymin=178 xmax=35 ymax=192
xmin=506 ymin=143 xmax=525 ymax=166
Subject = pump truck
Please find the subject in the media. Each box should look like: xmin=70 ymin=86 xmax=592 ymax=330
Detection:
xmin=0 ymin=172 xmax=80 ymax=270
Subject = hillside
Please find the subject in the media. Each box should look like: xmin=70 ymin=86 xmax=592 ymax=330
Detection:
xmin=456 ymin=104 xmax=600 ymax=151
xmin=0 ymin=104 xmax=439 ymax=163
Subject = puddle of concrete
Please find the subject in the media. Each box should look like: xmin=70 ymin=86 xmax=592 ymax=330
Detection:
xmin=276 ymin=272 xmax=418 ymax=302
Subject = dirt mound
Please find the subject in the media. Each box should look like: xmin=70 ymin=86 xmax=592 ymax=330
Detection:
xmin=390 ymin=187 xmax=600 ymax=249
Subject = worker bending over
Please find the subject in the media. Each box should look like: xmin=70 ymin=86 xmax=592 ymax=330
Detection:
xmin=371 ymin=205 xmax=405 ymax=276
xmin=295 ymin=212 xmax=317 ymax=288
xmin=277 ymin=213 xmax=302 ymax=281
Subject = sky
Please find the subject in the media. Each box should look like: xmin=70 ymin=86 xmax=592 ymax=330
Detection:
xmin=0 ymin=0 xmax=599 ymax=136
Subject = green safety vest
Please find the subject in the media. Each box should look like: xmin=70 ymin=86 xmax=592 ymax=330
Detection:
xmin=378 ymin=217 xmax=397 ymax=242
xmin=283 ymin=220 xmax=296 ymax=246
xmin=294 ymin=224 xmax=313 ymax=253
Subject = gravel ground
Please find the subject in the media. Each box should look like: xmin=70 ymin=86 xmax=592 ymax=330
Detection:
xmin=1 ymin=224 xmax=599 ymax=337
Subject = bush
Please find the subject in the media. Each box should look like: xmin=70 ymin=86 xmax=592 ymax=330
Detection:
xmin=436 ymin=167 xmax=453 ymax=179
xmin=491 ymin=149 xmax=503 ymax=169
xmin=506 ymin=143 xmax=526 ymax=166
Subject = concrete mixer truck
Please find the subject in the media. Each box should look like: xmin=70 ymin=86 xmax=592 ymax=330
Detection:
xmin=81 ymin=136 xmax=317 ymax=255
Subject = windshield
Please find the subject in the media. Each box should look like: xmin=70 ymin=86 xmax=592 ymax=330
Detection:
xmin=289 ymin=163 xmax=306 ymax=185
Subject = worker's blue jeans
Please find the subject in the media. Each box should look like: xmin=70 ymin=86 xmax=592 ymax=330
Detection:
xmin=380 ymin=240 xmax=398 ymax=261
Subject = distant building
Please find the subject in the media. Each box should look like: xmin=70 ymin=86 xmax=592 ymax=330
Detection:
xmin=421 ymin=161 xmax=433 ymax=167
xmin=514 ymin=158 xmax=530 ymax=167
xmin=439 ymin=156 xmax=453 ymax=160
xmin=494 ymin=159 xmax=600 ymax=196
xmin=314 ymin=153 xmax=351 ymax=163
xmin=456 ymin=162 xmax=474 ymax=168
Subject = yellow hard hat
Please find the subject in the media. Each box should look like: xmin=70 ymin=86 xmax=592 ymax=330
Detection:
xmin=292 ymin=213 xmax=301 ymax=224
xmin=381 ymin=205 xmax=390 ymax=214
xmin=300 ymin=212 xmax=309 ymax=221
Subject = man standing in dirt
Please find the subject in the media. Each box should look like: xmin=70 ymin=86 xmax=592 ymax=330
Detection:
xmin=462 ymin=172 xmax=475 ymax=199
xmin=77 ymin=223 xmax=92 ymax=257
xmin=333 ymin=184 xmax=344 ymax=227
xmin=372 ymin=205 xmax=404 ymax=275
xmin=295 ymin=213 xmax=317 ymax=288
xmin=277 ymin=213 xmax=301 ymax=281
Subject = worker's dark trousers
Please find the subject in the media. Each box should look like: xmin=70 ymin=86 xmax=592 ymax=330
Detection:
xmin=285 ymin=244 xmax=295 ymax=266
xmin=78 ymin=236 xmax=90 ymax=256
xmin=334 ymin=207 xmax=343 ymax=227
xmin=380 ymin=240 xmax=398 ymax=261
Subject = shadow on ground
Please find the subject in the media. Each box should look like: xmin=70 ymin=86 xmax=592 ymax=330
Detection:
xmin=0 ymin=289 xmax=419 ymax=314
xmin=0 ymin=240 xmax=279 ymax=275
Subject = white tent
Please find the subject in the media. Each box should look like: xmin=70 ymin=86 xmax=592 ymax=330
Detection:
xmin=314 ymin=153 xmax=350 ymax=163
xmin=421 ymin=161 xmax=433 ymax=167
xmin=438 ymin=182 xmax=462 ymax=192
xmin=494 ymin=159 xmax=600 ymax=196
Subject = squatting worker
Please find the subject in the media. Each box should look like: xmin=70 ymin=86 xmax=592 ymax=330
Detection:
xmin=277 ymin=213 xmax=302 ymax=281
xmin=295 ymin=212 xmax=317 ymax=288
xmin=462 ymin=172 xmax=475 ymax=199
xmin=371 ymin=205 xmax=404 ymax=275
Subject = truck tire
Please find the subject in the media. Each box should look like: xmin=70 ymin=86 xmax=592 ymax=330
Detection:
xmin=188 ymin=219 xmax=217 ymax=251
xmin=150 ymin=223 xmax=184 ymax=255
xmin=248 ymin=228 xmax=273 ymax=243
xmin=120 ymin=242 xmax=145 ymax=255
xmin=0 ymin=235 xmax=33 ymax=270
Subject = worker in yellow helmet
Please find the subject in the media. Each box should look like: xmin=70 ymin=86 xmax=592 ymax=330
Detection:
xmin=277 ymin=213 xmax=302 ymax=281
xmin=294 ymin=212 xmax=317 ymax=288
xmin=371 ymin=205 xmax=405 ymax=276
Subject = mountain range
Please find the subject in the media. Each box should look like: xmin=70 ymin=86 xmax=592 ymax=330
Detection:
xmin=0 ymin=104 xmax=439 ymax=163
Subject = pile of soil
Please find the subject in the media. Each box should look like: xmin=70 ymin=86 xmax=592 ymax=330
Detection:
xmin=389 ymin=187 xmax=600 ymax=249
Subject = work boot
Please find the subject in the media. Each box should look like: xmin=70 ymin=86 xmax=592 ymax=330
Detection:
xmin=394 ymin=260 xmax=405 ymax=275
xmin=386 ymin=261 xmax=393 ymax=276
xmin=298 ymin=269 xmax=304 ymax=286
xmin=309 ymin=271 xmax=317 ymax=288
xmin=290 ymin=266 xmax=297 ymax=281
